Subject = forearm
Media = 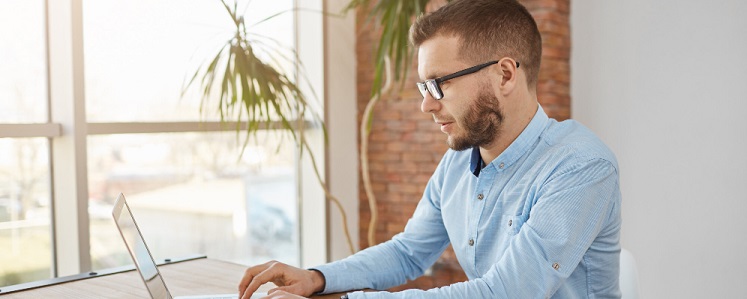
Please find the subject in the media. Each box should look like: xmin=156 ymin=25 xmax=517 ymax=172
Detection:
xmin=314 ymin=176 xmax=451 ymax=294
xmin=314 ymin=235 xmax=448 ymax=294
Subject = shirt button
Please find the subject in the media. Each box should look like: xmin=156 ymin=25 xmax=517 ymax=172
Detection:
xmin=468 ymin=239 xmax=474 ymax=246
xmin=508 ymin=219 xmax=513 ymax=226
xmin=499 ymin=162 xmax=505 ymax=169
xmin=477 ymin=193 xmax=484 ymax=200
xmin=552 ymin=263 xmax=560 ymax=270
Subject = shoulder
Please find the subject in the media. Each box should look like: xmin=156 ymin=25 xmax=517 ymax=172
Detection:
xmin=429 ymin=148 xmax=473 ymax=188
xmin=438 ymin=148 xmax=471 ymax=170
xmin=538 ymin=118 xmax=619 ymax=174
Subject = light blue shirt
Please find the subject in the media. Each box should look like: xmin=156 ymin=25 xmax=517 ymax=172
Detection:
xmin=314 ymin=106 xmax=622 ymax=298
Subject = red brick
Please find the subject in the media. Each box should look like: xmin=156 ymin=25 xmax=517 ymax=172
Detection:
xmin=385 ymin=142 xmax=408 ymax=151
xmin=386 ymin=223 xmax=405 ymax=233
xmin=543 ymin=46 xmax=570 ymax=60
xmin=542 ymin=32 xmax=571 ymax=49
xmin=369 ymin=130 xmax=400 ymax=142
xmin=377 ymin=110 xmax=402 ymax=121
xmin=417 ymin=120 xmax=439 ymax=131
xmin=368 ymin=152 xmax=401 ymax=162
xmin=385 ymin=120 xmax=417 ymax=132
xmin=388 ymin=183 xmax=420 ymax=195
xmin=530 ymin=10 xmax=568 ymax=25
xmin=400 ymin=161 xmax=419 ymax=174
xmin=402 ymin=152 xmax=434 ymax=162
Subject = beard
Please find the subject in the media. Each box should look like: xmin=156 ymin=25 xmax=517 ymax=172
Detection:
xmin=447 ymin=88 xmax=505 ymax=151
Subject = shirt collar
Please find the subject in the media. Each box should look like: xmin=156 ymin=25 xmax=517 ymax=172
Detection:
xmin=469 ymin=105 xmax=549 ymax=177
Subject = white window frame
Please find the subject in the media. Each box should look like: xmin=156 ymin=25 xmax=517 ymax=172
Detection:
xmin=0 ymin=0 xmax=361 ymax=278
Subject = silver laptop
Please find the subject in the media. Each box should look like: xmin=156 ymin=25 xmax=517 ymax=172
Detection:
xmin=112 ymin=193 xmax=265 ymax=299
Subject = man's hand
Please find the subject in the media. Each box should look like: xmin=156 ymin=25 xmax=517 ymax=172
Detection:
xmin=238 ymin=260 xmax=325 ymax=299
xmin=261 ymin=290 xmax=309 ymax=299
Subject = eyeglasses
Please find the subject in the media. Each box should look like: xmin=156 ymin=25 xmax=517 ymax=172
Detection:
xmin=416 ymin=60 xmax=519 ymax=100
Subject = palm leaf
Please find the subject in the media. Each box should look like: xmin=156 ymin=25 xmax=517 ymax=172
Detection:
xmin=346 ymin=0 xmax=428 ymax=100
xmin=183 ymin=0 xmax=355 ymax=254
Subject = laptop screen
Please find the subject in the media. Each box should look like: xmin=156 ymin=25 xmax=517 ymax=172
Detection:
xmin=113 ymin=193 xmax=173 ymax=299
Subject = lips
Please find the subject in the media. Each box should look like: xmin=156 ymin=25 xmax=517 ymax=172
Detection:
xmin=437 ymin=121 xmax=454 ymax=133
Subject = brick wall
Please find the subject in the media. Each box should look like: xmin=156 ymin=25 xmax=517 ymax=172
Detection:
xmin=354 ymin=0 xmax=571 ymax=290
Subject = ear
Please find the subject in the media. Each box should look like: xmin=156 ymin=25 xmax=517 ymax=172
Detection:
xmin=498 ymin=58 xmax=519 ymax=95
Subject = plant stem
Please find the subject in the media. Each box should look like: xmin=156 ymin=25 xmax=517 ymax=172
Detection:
xmin=361 ymin=56 xmax=393 ymax=248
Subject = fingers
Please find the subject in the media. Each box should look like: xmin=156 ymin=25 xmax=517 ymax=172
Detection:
xmin=268 ymin=285 xmax=303 ymax=297
xmin=238 ymin=268 xmax=254 ymax=296
xmin=238 ymin=261 xmax=319 ymax=299
xmin=239 ymin=260 xmax=279 ymax=299
xmin=263 ymin=290 xmax=307 ymax=299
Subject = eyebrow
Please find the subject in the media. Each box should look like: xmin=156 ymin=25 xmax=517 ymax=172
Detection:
xmin=424 ymin=72 xmax=441 ymax=80
xmin=422 ymin=63 xmax=472 ymax=81
xmin=422 ymin=69 xmax=450 ymax=81
xmin=420 ymin=62 xmax=455 ymax=80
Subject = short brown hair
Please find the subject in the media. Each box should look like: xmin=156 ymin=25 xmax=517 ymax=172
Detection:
xmin=410 ymin=0 xmax=542 ymax=88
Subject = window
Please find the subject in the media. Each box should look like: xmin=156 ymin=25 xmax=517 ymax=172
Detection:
xmin=1 ymin=0 xmax=324 ymax=286
xmin=0 ymin=0 xmax=47 ymax=124
xmin=88 ymin=132 xmax=299 ymax=269
xmin=0 ymin=138 xmax=51 ymax=286
xmin=82 ymin=0 xmax=300 ymax=270
xmin=0 ymin=0 xmax=53 ymax=286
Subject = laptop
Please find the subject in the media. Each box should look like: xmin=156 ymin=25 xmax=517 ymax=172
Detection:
xmin=112 ymin=193 xmax=266 ymax=299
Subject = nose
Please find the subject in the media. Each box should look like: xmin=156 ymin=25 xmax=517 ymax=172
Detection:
xmin=420 ymin=92 xmax=441 ymax=114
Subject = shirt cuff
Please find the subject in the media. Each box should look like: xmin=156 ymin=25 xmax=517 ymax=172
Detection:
xmin=309 ymin=263 xmax=348 ymax=294
xmin=346 ymin=291 xmax=369 ymax=299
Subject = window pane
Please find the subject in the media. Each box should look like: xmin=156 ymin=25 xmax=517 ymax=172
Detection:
xmin=0 ymin=138 xmax=52 ymax=286
xmin=0 ymin=0 xmax=47 ymax=123
xmin=82 ymin=0 xmax=294 ymax=122
xmin=88 ymin=131 xmax=299 ymax=270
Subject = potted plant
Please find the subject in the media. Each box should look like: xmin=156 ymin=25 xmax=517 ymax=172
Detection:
xmin=184 ymin=0 xmax=355 ymax=253
xmin=185 ymin=0 xmax=435 ymax=253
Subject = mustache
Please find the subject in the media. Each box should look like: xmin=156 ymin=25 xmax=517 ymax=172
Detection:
xmin=432 ymin=114 xmax=456 ymax=123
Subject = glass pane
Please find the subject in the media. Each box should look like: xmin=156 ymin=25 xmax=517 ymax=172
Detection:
xmin=88 ymin=131 xmax=299 ymax=271
xmin=82 ymin=0 xmax=295 ymax=122
xmin=0 ymin=138 xmax=52 ymax=286
xmin=0 ymin=0 xmax=47 ymax=123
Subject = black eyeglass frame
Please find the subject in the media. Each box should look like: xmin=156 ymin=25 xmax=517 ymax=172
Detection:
xmin=416 ymin=60 xmax=520 ymax=100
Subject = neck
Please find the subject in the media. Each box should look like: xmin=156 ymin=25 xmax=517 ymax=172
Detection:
xmin=479 ymin=100 xmax=538 ymax=165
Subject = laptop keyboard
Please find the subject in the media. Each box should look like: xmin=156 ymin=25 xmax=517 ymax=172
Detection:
xmin=175 ymin=291 xmax=265 ymax=299
xmin=174 ymin=295 xmax=239 ymax=299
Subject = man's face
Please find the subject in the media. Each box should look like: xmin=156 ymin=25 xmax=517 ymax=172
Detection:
xmin=418 ymin=36 xmax=504 ymax=151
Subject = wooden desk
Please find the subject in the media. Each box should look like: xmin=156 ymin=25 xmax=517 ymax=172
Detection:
xmin=0 ymin=258 xmax=344 ymax=299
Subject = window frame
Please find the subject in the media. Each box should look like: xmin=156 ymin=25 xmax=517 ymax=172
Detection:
xmin=1 ymin=0 xmax=334 ymax=279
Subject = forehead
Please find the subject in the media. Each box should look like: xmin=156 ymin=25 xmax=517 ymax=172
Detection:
xmin=417 ymin=35 xmax=467 ymax=80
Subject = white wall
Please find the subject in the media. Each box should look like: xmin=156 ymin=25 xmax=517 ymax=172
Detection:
xmin=571 ymin=1 xmax=747 ymax=298
xmin=324 ymin=0 xmax=359 ymax=261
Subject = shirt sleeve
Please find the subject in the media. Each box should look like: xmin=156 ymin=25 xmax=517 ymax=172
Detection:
xmin=342 ymin=157 xmax=620 ymax=299
xmin=312 ymin=155 xmax=453 ymax=294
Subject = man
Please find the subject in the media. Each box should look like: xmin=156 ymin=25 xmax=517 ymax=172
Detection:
xmin=239 ymin=0 xmax=622 ymax=298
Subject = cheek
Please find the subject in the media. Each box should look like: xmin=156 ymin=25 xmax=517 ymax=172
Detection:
xmin=439 ymin=102 xmax=459 ymax=122
xmin=442 ymin=83 xmax=481 ymax=127
xmin=448 ymin=101 xmax=470 ymax=126
xmin=450 ymin=110 xmax=471 ymax=134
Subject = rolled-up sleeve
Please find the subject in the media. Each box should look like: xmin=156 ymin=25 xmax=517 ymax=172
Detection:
xmin=313 ymin=159 xmax=453 ymax=294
